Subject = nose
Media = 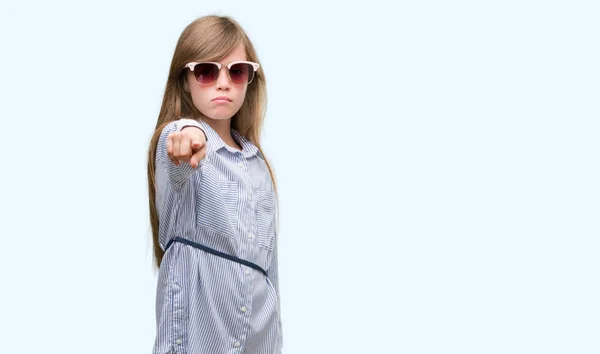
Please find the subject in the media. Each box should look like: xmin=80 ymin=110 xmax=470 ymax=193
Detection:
xmin=215 ymin=66 xmax=230 ymax=91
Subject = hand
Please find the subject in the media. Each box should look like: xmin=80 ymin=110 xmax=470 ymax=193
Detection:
xmin=166 ymin=127 xmax=207 ymax=168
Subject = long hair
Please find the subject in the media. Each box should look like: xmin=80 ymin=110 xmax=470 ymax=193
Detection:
xmin=147 ymin=15 xmax=276 ymax=270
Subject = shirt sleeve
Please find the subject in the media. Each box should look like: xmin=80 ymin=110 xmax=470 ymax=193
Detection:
xmin=155 ymin=119 xmax=207 ymax=188
xmin=267 ymin=228 xmax=283 ymax=350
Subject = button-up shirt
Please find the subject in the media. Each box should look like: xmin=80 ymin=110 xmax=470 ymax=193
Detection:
xmin=152 ymin=118 xmax=282 ymax=354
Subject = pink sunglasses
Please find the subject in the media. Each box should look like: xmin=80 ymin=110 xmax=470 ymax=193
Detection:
xmin=184 ymin=61 xmax=260 ymax=85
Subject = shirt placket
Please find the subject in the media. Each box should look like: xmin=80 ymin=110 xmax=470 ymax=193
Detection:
xmin=233 ymin=153 xmax=254 ymax=351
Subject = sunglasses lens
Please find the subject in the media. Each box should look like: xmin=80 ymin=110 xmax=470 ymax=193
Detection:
xmin=193 ymin=63 xmax=219 ymax=84
xmin=229 ymin=63 xmax=255 ymax=84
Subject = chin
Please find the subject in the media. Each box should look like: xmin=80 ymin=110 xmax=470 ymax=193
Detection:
xmin=204 ymin=114 xmax=234 ymax=121
xmin=203 ymin=108 xmax=240 ymax=121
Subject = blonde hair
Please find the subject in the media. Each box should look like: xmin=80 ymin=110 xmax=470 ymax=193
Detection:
xmin=147 ymin=15 xmax=276 ymax=269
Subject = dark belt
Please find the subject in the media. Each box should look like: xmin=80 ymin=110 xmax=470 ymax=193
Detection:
xmin=164 ymin=236 xmax=268 ymax=276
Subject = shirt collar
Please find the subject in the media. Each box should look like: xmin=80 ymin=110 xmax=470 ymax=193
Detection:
xmin=198 ymin=120 xmax=260 ymax=159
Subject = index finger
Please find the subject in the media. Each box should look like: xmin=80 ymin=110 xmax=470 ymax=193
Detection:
xmin=191 ymin=136 xmax=205 ymax=149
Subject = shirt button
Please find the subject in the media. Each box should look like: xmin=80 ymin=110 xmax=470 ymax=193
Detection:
xmin=248 ymin=193 xmax=252 ymax=201
xmin=176 ymin=339 xmax=182 ymax=345
xmin=241 ymin=306 xmax=247 ymax=313
xmin=234 ymin=341 xmax=241 ymax=348
xmin=245 ymin=268 xmax=251 ymax=275
xmin=238 ymin=162 xmax=244 ymax=169
xmin=248 ymin=232 xmax=255 ymax=240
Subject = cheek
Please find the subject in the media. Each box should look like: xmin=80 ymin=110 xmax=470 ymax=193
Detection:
xmin=233 ymin=87 xmax=248 ymax=107
xmin=189 ymin=87 xmax=209 ymax=109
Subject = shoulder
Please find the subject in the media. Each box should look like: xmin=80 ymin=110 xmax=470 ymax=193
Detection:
xmin=232 ymin=129 xmax=263 ymax=159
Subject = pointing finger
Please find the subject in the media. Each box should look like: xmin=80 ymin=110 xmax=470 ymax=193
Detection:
xmin=190 ymin=145 xmax=207 ymax=169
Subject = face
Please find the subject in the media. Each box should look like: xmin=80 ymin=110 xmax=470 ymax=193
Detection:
xmin=185 ymin=43 xmax=250 ymax=122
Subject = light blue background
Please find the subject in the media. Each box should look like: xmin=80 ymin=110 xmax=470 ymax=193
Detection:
xmin=0 ymin=1 xmax=598 ymax=353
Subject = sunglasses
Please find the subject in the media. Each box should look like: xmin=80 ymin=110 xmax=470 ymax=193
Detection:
xmin=184 ymin=61 xmax=260 ymax=85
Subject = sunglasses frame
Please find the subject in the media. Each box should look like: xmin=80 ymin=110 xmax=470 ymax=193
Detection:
xmin=184 ymin=61 xmax=260 ymax=85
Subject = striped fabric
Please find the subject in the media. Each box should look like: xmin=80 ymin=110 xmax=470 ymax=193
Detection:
xmin=152 ymin=118 xmax=282 ymax=354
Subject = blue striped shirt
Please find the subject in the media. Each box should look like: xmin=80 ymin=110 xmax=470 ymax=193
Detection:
xmin=152 ymin=119 xmax=282 ymax=354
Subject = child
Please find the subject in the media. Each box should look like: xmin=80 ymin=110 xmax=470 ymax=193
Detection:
xmin=146 ymin=15 xmax=282 ymax=354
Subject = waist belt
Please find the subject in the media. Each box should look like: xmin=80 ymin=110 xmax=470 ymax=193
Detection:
xmin=164 ymin=237 xmax=268 ymax=276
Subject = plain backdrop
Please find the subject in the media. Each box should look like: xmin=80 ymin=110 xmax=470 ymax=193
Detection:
xmin=0 ymin=1 xmax=598 ymax=353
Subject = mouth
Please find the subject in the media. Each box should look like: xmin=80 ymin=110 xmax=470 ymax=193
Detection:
xmin=212 ymin=96 xmax=232 ymax=102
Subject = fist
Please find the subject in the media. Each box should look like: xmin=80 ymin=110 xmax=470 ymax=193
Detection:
xmin=166 ymin=127 xmax=207 ymax=168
